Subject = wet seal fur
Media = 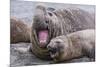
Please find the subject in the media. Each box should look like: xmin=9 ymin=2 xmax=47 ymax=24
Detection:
xmin=47 ymin=29 xmax=95 ymax=62
xmin=10 ymin=17 xmax=31 ymax=43
xmin=31 ymin=4 xmax=95 ymax=60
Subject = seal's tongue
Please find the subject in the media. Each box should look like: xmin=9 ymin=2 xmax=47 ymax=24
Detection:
xmin=38 ymin=30 xmax=48 ymax=47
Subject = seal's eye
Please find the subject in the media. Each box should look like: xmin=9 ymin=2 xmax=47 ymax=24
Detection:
xmin=48 ymin=12 xmax=53 ymax=16
xmin=55 ymin=41 xmax=61 ymax=44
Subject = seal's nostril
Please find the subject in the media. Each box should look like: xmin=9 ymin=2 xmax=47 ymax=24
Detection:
xmin=45 ymin=20 xmax=49 ymax=24
xmin=48 ymin=47 xmax=57 ymax=54
xmin=47 ymin=46 xmax=51 ymax=49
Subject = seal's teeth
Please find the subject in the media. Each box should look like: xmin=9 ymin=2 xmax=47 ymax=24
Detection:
xmin=51 ymin=54 xmax=55 ymax=58
xmin=40 ymin=40 xmax=46 ymax=43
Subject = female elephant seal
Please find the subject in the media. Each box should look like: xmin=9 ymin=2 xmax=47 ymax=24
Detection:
xmin=10 ymin=17 xmax=31 ymax=43
xmin=31 ymin=4 xmax=95 ymax=60
xmin=47 ymin=29 xmax=95 ymax=62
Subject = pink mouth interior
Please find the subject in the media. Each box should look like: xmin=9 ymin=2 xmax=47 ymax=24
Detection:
xmin=38 ymin=30 xmax=48 ymax=47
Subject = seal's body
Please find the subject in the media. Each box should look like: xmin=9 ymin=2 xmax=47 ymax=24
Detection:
xmin=10 ymin=17 xmax=31 ymax=43
xmin=47 ymin=29 xmax=95 ymax=62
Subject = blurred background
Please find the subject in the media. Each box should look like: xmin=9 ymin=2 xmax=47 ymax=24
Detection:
xmin=10 ymin=0 xmax=95 ymax=25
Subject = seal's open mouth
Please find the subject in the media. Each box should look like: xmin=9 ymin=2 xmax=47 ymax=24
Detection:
xmin=33 ymin=15 xmax=50 ymax=48
xmin=38 ymin=30 xmax=49 ymax=48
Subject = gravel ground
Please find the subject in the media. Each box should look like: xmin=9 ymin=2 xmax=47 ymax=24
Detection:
xmin=10 ymin=43 xmax=93 ymax=67
xmin=10 ymin=43 xmax=52 ymax=67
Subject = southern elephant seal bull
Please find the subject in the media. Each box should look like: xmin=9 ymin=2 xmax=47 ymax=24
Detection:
xmin=30 ymin=4 xmax=95 ymax=60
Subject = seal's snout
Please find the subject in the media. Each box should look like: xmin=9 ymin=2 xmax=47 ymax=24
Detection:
xmin=47 ymin=45 xmax=52 ymax=51
xmin=47 ymin=45 xmax=57 ymax=54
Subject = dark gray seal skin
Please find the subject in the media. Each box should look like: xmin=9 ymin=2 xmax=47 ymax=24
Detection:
xmin=47 ymin=29 xmax=95 ymax=62
xmin=10 ymin=17 xmax=31 ymax=43
xmin=31 ymin=4 xmax=95 ymax=60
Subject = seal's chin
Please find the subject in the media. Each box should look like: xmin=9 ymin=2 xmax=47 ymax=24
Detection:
xmin=50 ymin=52 xmax=59 ymax=59
xmin=37 ymin=29 xmax=49 ymax=48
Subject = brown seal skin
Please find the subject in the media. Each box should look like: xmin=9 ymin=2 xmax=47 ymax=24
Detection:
xmin=47 ymin=29 xmax=95 ymax=62
xmin=10 ymin=17 xmax=31 ymax=43
xmin=31 ymin=4 xmax=95 ymax=60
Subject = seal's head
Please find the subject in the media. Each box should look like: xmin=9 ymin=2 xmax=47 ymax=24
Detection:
xmin=32 ymin=4 xmax=60 ymax=48
xmin=47 ymin=38 xmax=65 ymax=60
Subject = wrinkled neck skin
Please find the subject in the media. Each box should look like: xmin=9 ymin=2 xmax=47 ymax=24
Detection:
xmin=59 ymin=36 xmax=83 ymax=62
xmin=60 ymin=37 xmax=74 ymax=61
xmin=31 ymin=26 xmax=51 ymax=60
xmin=48 ymin=15 xmax=70 ymax=40
xmin=55 ymin=36 xmax=72 ymax=62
